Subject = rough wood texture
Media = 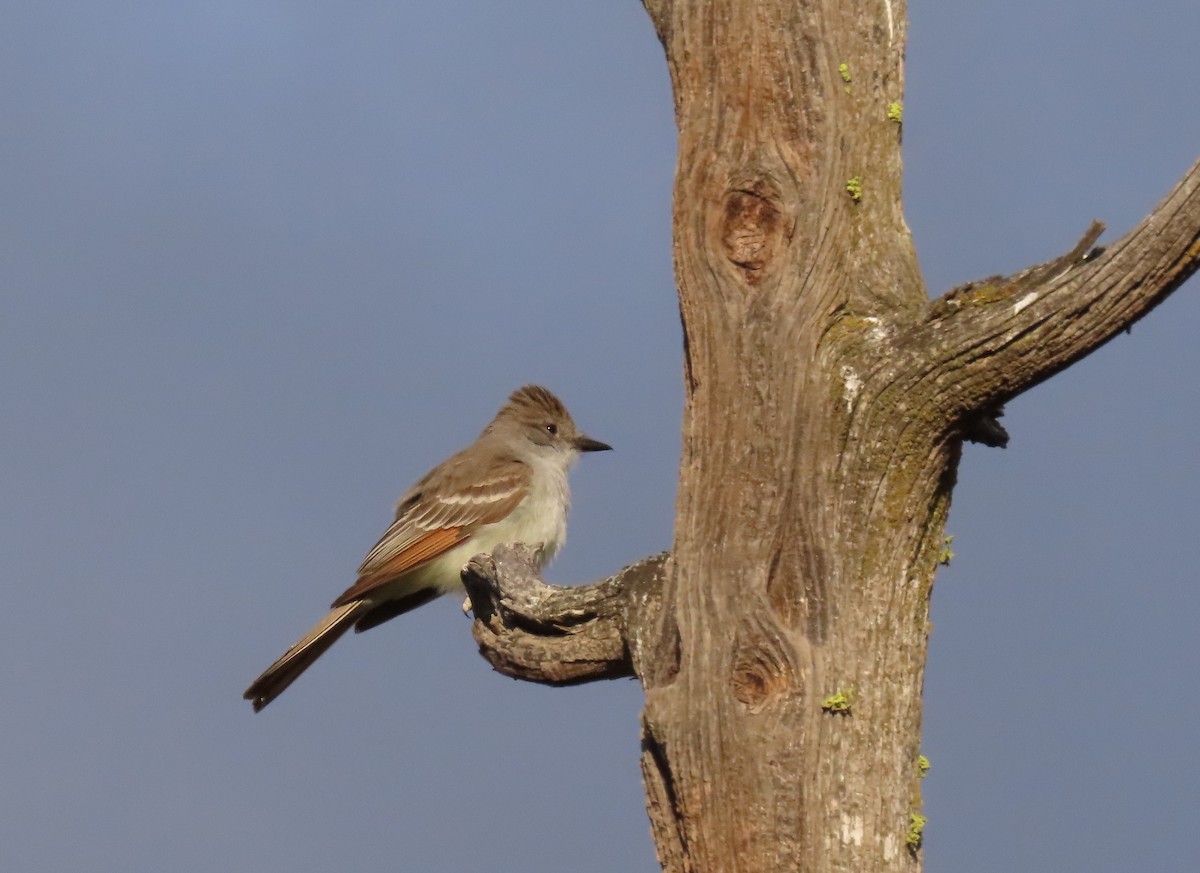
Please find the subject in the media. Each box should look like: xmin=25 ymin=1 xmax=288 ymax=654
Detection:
xmin=462 ymin=544 xmax=668 ymax=685
xmin=465 ymin=2 xmax=1200 ymax=871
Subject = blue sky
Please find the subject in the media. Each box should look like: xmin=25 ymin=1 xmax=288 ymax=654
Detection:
xmin=2 ymin=3 xmax=1197 ymax=871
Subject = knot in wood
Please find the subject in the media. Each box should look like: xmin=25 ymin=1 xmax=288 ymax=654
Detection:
xmin=721 ymin=183 xmax=785 ymax=280
xmin=730 ymin=632 xmax=796 ymax=710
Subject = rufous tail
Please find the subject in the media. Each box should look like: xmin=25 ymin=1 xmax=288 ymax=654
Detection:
xmin=244 ymin=601 xmax=367 ymax=712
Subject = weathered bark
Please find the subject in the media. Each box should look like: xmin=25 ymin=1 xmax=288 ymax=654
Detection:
xmin=462 ymin=544 xmax=667 ymax=685
xmin=464 ymin=2 xmax=1200 ymax=871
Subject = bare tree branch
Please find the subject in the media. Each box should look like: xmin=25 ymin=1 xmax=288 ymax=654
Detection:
xmin=454 ymin=3 xmax=1195 ymax=867
xmin=461 ymin=544 xmax=667 ymax=685
xmin=915 ymin=158 xmax=1200 ymax=420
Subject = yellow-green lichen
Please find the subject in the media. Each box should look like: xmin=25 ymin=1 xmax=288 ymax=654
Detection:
xmin=959 ymin=282 xmax=1018 ymax=305
xmin=845 ymin=176 xmax=863 ymax=202
xmin=937 ymin=535 xmax=954 ymax=566
xmin=825 ymin=313 xmax=879 ymax=347
xmin=887 ymin=101 xmax=904 ymax=123
xmin=821 ymin=690 xmax=853 ymax=714
xmin=917 ymin=755 xmax=931 ymax=777
xmin=838 ymin=62 xmax=851 ymax=83
xmin=906 ymin=813 xmax=927 ymax=849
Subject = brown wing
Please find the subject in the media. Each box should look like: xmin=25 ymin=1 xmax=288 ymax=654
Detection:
xmin=330 ymin=453 xmax=528 ymax=607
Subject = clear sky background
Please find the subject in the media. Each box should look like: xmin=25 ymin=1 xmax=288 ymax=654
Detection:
xmin=2 ymin=3 xmax=1197 ymax=872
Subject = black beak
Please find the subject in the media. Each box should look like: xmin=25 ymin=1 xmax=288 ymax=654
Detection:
xmin=575 ymin=435 xmax=613 ymax=453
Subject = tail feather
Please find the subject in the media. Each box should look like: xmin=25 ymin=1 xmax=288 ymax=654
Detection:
xmin=244 ymin=601 xmax=367 ymax=712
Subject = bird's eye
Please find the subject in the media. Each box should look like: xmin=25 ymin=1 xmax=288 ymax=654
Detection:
xmin=545 ymin=423 xmax=558 ymax=435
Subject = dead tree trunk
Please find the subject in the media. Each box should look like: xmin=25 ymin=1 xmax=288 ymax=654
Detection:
xmin=462 ymin=2 xmax=1200 ymax=871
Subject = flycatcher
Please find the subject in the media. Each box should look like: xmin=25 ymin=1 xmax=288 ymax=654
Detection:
xmin=243 ymin=385 xmax=611 ymax=711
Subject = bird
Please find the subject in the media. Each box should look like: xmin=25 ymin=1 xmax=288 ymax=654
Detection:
xmin=243 ymin=385 xmax=611 ymax=711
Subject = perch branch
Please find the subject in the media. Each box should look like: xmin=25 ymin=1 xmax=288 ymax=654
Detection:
xmin=461 ymin=544 xmax=668 ymax=686
xmin=912 ymin=158 xmax=1200 ymax=421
